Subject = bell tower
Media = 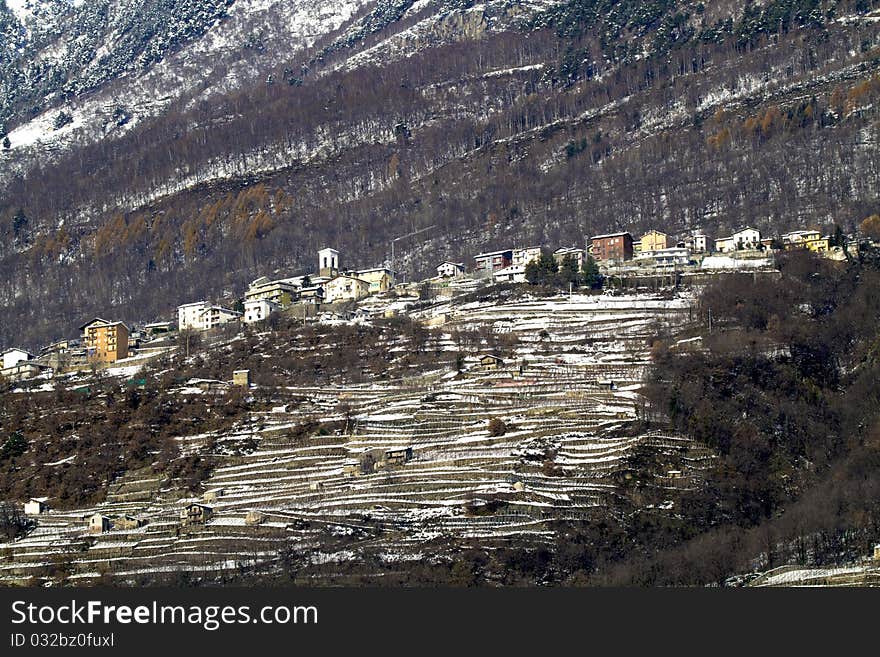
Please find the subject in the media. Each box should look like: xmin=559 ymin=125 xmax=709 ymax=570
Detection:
xmin=318 ymin=248 xmax=339 ymax=278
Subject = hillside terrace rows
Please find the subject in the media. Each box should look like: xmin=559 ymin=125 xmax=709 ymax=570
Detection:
xmin=750 ymin=564 xmax=880 ymax=587
xmin=0 ymin=294 xmax=711 ymax=584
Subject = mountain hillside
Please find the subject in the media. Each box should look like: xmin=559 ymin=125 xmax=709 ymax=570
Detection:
xmin=1 ymin=0 xmax=879 ymax=348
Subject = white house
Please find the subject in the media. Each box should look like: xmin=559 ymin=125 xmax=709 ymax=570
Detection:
xmin=2 ymin=349 xmax=47 ymax=383
xmin=512 ymin=246 xmax=543 ymax=267
xmin=243 ymin=298 xmax=280 ymax=324
xmin=636 ymin=247 xmax=691 ymax=267
xmin=685 ymin=232 xmax=708 ymax=253
xmin=178 ymin=302 xmax=209 ymax=331
xmin=197 ymin=306 xmax=242 ymax=330
xmin=436 ymin=261 xmax=466 ymax=278
xmin=24 ymin=498 xmax=49 ymax=515
xmin=324 ymin=275 xmax=370 ymax=303
xmin=493 ymin=264 xmax=527 ymax=284
xmin=732 ymin=227 xmax=761 ymax=250
xmin=2 ymin=362 xmax=47 ymax=382
xmin=244 ymin=277 xmax=298 ymax=307
xmin=88 ymin=513 xmax=112 ymax=534
xmin=553 ymin=247 xmax=586 ymax=269
xmin=715 ymin=228 xmax=761 ymax=253
xmin=2 ymin=348 xmax=34 ymax=371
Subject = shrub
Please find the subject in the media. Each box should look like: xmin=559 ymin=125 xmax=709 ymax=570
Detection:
xmin=0 ymin=502 xmax=31 ymax=540
xmin=487 ymin=418 xmax=507 ymax=436
xmin=0 ymin=432 xmax=27 ymax=460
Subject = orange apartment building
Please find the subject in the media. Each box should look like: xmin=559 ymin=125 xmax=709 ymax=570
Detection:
xmin=80 ymin=318 xmax=130 ymax=364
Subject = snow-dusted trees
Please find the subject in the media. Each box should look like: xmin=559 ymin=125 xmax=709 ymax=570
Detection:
xmin=0 ymin=4 xmax=879 ymax=347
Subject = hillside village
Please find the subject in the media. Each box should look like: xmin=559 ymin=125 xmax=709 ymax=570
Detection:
xmin=0 ymin=224 xmax=863 ymax=384
xmin=1 ymin=216 xmax=879 ymax=587
xmin=2 ymin=0 xmax=880 ymax=595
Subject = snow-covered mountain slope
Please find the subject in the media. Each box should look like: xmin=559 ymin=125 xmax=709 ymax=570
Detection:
xmin=1 ymin=0 xmax=233 ymax=128
xmin=0 ymin=0 xmax=378 ymax=166
xmin=0 ymin=1 xmax=566 ymax=175
xmin=1 ymin=1 xmax=880 ymax=349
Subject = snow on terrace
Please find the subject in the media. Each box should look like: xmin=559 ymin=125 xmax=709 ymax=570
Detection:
xmin=756 ymin=566 xmax=870 ymax=586
xmin=1 ymin=292 xmax=709 ymax=582
xmin=43 ymin=455 xmax=76 ymax=466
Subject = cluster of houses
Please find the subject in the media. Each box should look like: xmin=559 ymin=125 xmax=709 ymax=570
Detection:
xmin=21 ymin=494 xmax=229 ymax=535
xmin=22 ymin=475 xmax=278 ymax=536
xmin=0 ymin=248 xmax=398 ymax=378
xmin=446 ymin=245 xmax=589 ymax=285
xmin=1 ymin=318 xmax=141 ymax=381
xmin=0 ymin=225 xmax=860 ymax=383
xmin=177 ymin=248 xmax=396 ymax=333
xmin=458 ymin=226 xmax=851 ymax=284
xmin=462 ymin=231 xmax=706 ymax=283
xmin=22 ymin=497 xmax=146 ymax=534
xmin=587 ymin=226 xmax=842 ymax=264
xmin=463 ymin=232 xmax=704 ymax=285
xmin=623 ymin=227 xmax=836 ymax=259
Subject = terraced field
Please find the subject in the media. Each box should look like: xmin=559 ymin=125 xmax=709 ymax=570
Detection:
xmin=0 ymin=293 xmax=714 ymax=585
xmin=749 ymin=564 xmax=880 ymax=587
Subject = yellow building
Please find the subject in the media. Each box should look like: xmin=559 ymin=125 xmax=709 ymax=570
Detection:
xmin=81 ymin=318 xmax=129 ymax=364
xmin=782 ymin=230 xmax=821 ymax=249
xmin=640 ymin=230 xmax=668 ymax=252
xmin=479 ymin=354 xmax=504 ymax=370
xmin=804 ymin=236 xmax=831 ymax=253
xmin=355 ymin=267 xmax=395 ymax=294
xmin=324 ymin=275 xmax=370 ymax=303
xmin=233 ymin=370 xmax=251 ymax=387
